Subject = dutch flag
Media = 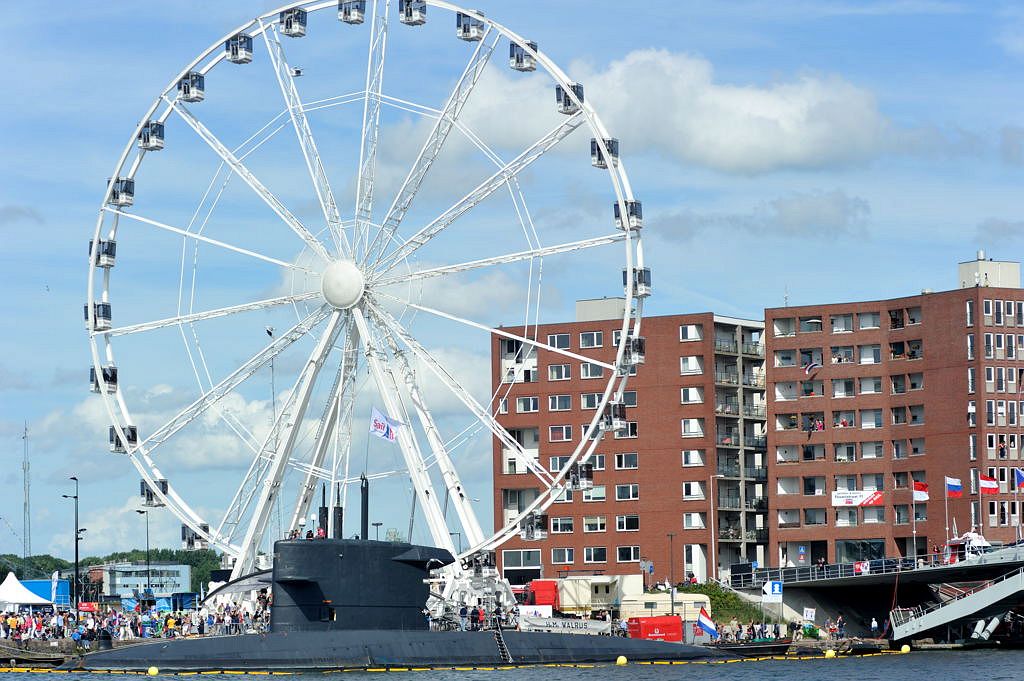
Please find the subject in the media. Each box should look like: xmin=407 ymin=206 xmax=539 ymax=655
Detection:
xmin=697 ymin=606 xmax=718 ymax=639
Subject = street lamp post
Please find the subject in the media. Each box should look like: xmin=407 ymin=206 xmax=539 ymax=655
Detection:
xmin=667 ymin=532 xmax=676 ymax=615
xmin=372 ymin=522 xmax=383 ymax=541
xmin=135 ymin=510 xmax=151 ymax=597
xmin=62 ymin=476 xmax=80 ymax=617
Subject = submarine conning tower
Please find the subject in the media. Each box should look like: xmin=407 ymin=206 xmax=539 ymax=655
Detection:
xmin=270 ymin=539 xmax=454 ymax=633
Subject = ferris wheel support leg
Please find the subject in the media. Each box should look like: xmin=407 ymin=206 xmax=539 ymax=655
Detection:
xmin=231 ymin=310 xmax=345 ymax=580
xmin=378 ymin=324 xmax=486 ymax=548
xmin=349 ymin=307 xmax=456 ymax=555
xmin=288 ymin=319 xmax=360 ymax=534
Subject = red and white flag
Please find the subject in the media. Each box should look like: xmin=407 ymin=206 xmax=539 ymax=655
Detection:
xmin=979 ymin=474 xmax=1000 ymax=495
xmin=912 ymin=481 xmax=929 ymax=502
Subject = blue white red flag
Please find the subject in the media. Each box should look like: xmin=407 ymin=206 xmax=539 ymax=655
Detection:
xmin=945 ymin=476 xmax=963 ymax=498
xmin=697 ymin=606 xmax=718 ymax=639
xmin=369 ymin=407 xmax=401 ymax=443
xmin=1015 ymin=468 xmax=1024 ymax=490
xmin=803 ymin=362 xmax=822 ymax=375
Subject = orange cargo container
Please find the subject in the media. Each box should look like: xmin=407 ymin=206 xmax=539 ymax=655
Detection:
xmin=524 ymin=579 xmax=560 ymax=609
xmin=627 ymin=615 xmax=683 ymax=642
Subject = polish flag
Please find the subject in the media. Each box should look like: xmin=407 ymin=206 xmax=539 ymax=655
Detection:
xmin=979 ymin=475 xmax=1000 ymax=495
xmin=912 ymin=481 xmax=929 ymax=502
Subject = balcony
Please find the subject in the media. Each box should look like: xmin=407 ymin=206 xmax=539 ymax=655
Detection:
xmin=715 ymin=338 xmax=739 ymax=353
xmin=743 ymin=374 xmax=766 ymax=388
xmin=717 ymin=430 xmax=740 ymax=447
xmin=746 ymin=496 xmax=768 ymax=510
xmin=778 ymin=520 xmax=801 ymax=529
xmin=745 ymin=529 xmax=769 ymax=542
xmin=716 ymin=401 xmax=740 ymax=416
xmin=719 ymin=527 xmax=742 ymax=540
xmin=718 ymin=463 xmax=740 ymax=477
xmin=744 ymin=436 xmax=767 ymax=450
xmin=747 ymin=466 xmax=768 ymax=481
xmin=743 ymin=404 xmax=767 ymax=419
xmin=719 ymin=497 xmax=742 ymax=510
xmin=742 ymin=342 xmax=764 ymax=357
xmin=715 ymin=371 xmax=740 ymax=385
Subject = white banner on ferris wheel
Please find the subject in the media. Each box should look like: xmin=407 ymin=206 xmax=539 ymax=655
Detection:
xmin=369 ymin=407 xmax=402 ymax=443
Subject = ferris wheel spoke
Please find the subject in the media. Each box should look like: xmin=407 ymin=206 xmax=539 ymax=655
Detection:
xmin=105 ymin=208 xmax=311 ymax=272
xmin=233 ymin=309 xmax=346 ymax=578
xmin=353 ymin=0 xmax=390 ymax=259
xmin=289 ymin=316 xmax=360 ymax=533
xmin=261 ymin=22 xmax=351 ymax=257
xmin=364 ymin=29 xmax=499 ymax=267
xmin=101 ymin=291 xmax=320 ymax=337
xmin=141 ymin=305 xmax=331 ymax=454
xmin=372 ymin=291 xmax=616 ymax=371
xmin=373 ymin=233 xmax=626 ymax=287
xmin=366 ymin=301 xmax=555 ymax=487
xmin=375 ymin=113 xmax=585 ymax=273
xmin=167 ymin=99 xmax=333 ymax=263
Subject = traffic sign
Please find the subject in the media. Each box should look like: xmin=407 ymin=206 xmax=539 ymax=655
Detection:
xmin=762 ymin=580 xmax=783 ymax=603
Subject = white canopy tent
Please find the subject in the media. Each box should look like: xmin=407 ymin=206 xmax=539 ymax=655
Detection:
xmin=0 ymin=571 xmax=52 ymax=610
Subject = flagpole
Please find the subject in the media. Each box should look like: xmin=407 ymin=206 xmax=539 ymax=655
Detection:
xmin=977 ymin=469 xmax=984 ymax=538
xmin=911 ymin=494 xmax=917 ymax=563
xmin=944 ymin=481 xmax=950 ymax=545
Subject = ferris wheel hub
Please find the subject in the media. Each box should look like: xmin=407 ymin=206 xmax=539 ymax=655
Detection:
xmin=321 ymin=259 xmax=365 ymax=309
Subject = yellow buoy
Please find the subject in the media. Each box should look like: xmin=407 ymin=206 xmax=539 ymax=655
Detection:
xmin=148 ymin=667 xmax=159 ymax=676
xmin=824 ymin=649 xmax=836 ymax=659
xmin=615 ymin=656 xmax=627 ymax=666
xmin=900 ymin=644 xmax=911 ymax=654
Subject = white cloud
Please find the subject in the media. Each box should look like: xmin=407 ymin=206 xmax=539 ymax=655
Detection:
xmin=653 ymin=189 xmax=871 ymax=240
xmin=976 ymin=218 xmax=1024 ymax=243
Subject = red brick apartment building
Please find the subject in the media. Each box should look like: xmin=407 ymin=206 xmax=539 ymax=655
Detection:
xmin=766 ymin=253 xmax=1024 ymax=567
xmin=492 ymin=298 xmax=767 ymax=585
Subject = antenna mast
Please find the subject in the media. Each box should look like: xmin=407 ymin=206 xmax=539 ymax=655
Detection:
xmin=22 ymin=422 xmax=30 ymax=559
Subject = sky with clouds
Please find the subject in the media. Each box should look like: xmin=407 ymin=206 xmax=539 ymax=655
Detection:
xmin=2 ymin=0 xmax=1023 ymax=564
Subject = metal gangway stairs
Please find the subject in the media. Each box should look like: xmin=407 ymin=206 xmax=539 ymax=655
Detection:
xmin=890 ymin=566 xmax=1024 ymax=640
xmin=493 ymin=625 xmax=513 ymax=663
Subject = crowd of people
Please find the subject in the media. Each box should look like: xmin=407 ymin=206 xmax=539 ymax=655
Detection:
xmin=0 ymin=601 xmax=270 ymax=650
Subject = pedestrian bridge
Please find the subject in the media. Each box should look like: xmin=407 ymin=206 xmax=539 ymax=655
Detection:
xmin=889 ymin=567 xmax=1024 ymax=640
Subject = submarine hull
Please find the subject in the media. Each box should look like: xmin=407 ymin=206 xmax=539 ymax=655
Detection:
xmin=64 ymin=629 xmax=733 ymax=671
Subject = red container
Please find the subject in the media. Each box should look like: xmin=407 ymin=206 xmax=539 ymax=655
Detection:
xmin=525 ymin=579 xmax=559 ymax=609
xmin=627 ymin=615 xmax=683 ymax=642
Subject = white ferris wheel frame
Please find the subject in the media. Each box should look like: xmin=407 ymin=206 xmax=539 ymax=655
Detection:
xmin=86 ymin=0 xmax=645 ymax=578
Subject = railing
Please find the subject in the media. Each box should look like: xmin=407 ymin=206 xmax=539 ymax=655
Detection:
xmin=715 ymin=339 xmax=739 ymax=353
xmin=717 ymin=431 xmax=740 ymax=446
xmin=716 ymin=402 xmax=740 ymax=415
xmin=719 ymin=528 xmax=742 ymax=540
xmin=777 ymin=520 xmax=801 ymax=529
xmin=746 ymin=496 xmax=768 ymax=510
xmin=715 ymin=371 xmax=740 ymax=385
xmin=745 ymin=436 xmax=767 ymax=449
xmin=745 ymin=529 xmax=769 ymax=542
xmin=719 ymin=497 xmax=742 ymax=509
xmin=890 ymin=566 xmax=1024 ymax=629
xmin=717 ymin=464 xmax=740 ymax=477
xmin=744 ymin=405 xmax=767 ymax=418
xmin=743 ymin=374 xmax=766 ymax=388
xmin=742 ymin=342 xmax=764 ymax=356
xmin=747 ymin=466 xmax=768 ymax=481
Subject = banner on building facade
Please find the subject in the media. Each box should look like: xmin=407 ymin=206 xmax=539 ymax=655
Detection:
xmin=830 ymin=490 xmax=883 ymax=506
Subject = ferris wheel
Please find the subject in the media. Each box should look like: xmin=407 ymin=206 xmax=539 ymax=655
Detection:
xmin=86 ymin=0 xmax=646 ymax=591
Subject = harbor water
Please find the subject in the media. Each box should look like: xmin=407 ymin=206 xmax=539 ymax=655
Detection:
xmin=4 ymin=650 xmax=1023 ymax=681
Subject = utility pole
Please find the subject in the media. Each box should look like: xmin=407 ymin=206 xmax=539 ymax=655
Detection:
xmin=22 ymin=423 xmax=30 ymax=559
xmin=62 ymin=477 xmax=81 ymax=618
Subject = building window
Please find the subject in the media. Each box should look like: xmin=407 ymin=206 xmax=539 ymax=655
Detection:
xmin=548 ymin=333 xmax=570 ymax=350
xmin=681 ymin=418 xmax=704 ymax=438
xmin=680 ymin=386 xmax=704 ymax=404
xmin=615 ymin=452 xmax=639 ymax=469
xmin=680 ymin=356 xmax=704 ymax=375
xmin=580 ymin=331 xmax=603 ymax=348
xmin=623 ymin=391 xmax=638 ymax=407
xmin=682 ymin=449 xmax=705 ymax=467
xmin=516 ymin=396 xmax=539 ymax=413
xmin=985 ymin=333 xmax=994 ymax=358
xmin=548 ymin=364 xmax=570 ymax=381
xmin=683 ymin=512 xmax=706 ymax=529
xmin=549 ymin=455 xmax=570 ymax=472
xmin=583 ymin=516 xmax=606 ymax=532
xmin=498 ymin=397 xmax=508 ymax=414
xmin=616 ymin=546 xmax=641 ymax=562
xmin=583 ymin=547 xmax=607 ymax=563
xmin=581 ymin=362 xmax=604 ymax=379
xmin=550 ymin=517 xmax=574 ymax=533
xmin=680 ymin=324 xmax=703 ymax=341
xmin=553 ymin=488 xmax=574 ymax=503
xmin=682 ymin=481 xmax=705 ymax=499
xmin=583 ymin=485 xmax=606 ymax=502
xmin=616 ymin=515 xmax=640 ymax=532
xmin=591 ymin=454 xmax=605 ymax=470
xmin=551 ymin=548 xmax=574 ymax=564
xmin=502 ymin=549 xmax=541 ymax=569
xmin=969 ymin=434 xmax=977 ymax=461
xmin=966 ymin=300 xmax=975 ymax=327
xmin=615 ymin=484 xmax=639 ymax=501
xmin=548 ymin=394 xmax=571 ymax=411
xmin=549 ymin=425 xmax=572 ymax=442
xmin=968 ymin=401 xmax=976 ymax=427
xmin=968 ymin=367 xmax=976 ymax=393
xmin=967 ymin=333 xmax=975 ymax=360
xmin=581 ymin=393 xmax=601 ymax=409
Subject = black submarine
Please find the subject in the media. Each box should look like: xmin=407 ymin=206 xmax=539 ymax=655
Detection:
xmin=64 ymin=540 xmax=731 ymax=671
